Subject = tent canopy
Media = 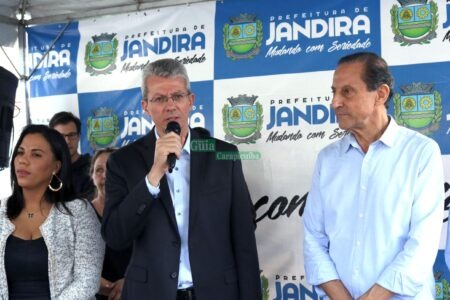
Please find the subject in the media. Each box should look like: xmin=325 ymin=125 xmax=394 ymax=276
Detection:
xmin=0 ymin=0 xmax=211 ymax=25
xmin=0 ymin=0 xmax=214 ymax=50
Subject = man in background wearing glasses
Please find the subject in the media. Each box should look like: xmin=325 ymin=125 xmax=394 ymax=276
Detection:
xmin=102 ymin=58 xmax=261 ymax=300
xmin=49 ymin=111 xmax=95 ymax=199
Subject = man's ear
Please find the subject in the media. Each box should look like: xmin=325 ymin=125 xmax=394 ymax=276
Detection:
xmin=142 ymin=99 xmax=150 ymax=117
xmin=376 ymin=84 xmax=390 ymax=106
xmin=188 ymin=93 xmax=195 ymax=111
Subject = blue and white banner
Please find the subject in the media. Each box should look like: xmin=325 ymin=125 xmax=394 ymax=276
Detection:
xmin=214 ymin=0 xmax=380 ymax=79
xmin=27 ymin=22 xmax=80 ymax=97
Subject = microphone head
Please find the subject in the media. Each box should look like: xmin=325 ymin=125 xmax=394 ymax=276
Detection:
xmin=165 ymin=121 xmax=181 ymax=135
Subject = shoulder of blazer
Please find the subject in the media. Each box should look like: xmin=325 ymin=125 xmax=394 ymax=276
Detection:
xmin=110 ymin=130 xmax=155 ymax=161
xmin=0 ymin=199 xmax=14 ymax=237
xmin=192 ymin=126 xmax=211 ymax=139
xmin=0 ymin=197 xmax=9 ymax=208
xmin=62 ymin=198 xmax=93 ymax=217
xmin=41 ymin=199 xmax=100 ymax=252
xmin=191 ymin=127 xmax=238 ymax=152
xmin=43 ymin=198 xmax=96 ymax=230
xmin=214 ymin=138 xmax=238 ymax=152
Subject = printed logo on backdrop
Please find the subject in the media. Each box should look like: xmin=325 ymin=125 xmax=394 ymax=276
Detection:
xmin=27 ymin=22 xmax=80 ymax=96
xmin=444 ymin=0 xmax=450 ymax=28
xmin=215 ymin=2 xmax=380 ymax=78
xmin=120 ymin=23 xmax=207 ymax=73
xmin=260 ymin=271 xmax=269 ymax=300
xmin=266 ymin=96 xmax=347 ymax=143
xmin=434 ymin=270 xmax=449 ymax=300
xmin=87 ymin=107 xmax=120 ymax=149
xmin=85 ymin=33 xmax=119 ymax=75
xmin=222 ymin=94 xmax=263 ymax=144
xmin=272 ymin=273 xmax=322 ymax=300
xmin=223 ymin=7 xmax=372 ymax=60
xmin=28 ymin=45 xmax=72 ymax=81
xmin=391 ymin=0 xmax=438 ymax=45
xmin=393 ymin=82 xmax=442 ymax=135
xmin=120 ymin=109 xmax=152 ymax=146
xmin=441 ymin=1 xmax=450 ymax=42
xmin=223 ymin=14 xmax=263 ymax=60
xmin=264 ymin=6 xmax=372 ymax=58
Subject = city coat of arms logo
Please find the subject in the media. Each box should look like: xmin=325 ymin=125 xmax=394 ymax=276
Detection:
xmin=393 ymin=82 xmax=442 ymax=135
xmin=87 ymin=107 xmax=120 ymax=149
xmin=434 ymin=271 xmax=450 ymax=300
xmin=222 ymin=94 xmax=263 ymax=144
xmin=260 ymin=271 xmax=269 ymax=300
xmin=223 ymin=13 xmax=263 ymax=60
xmin=391 ymin=0 xmax=438 ymax=45
xmin=85 ymin=33 xmax=118 ymax=75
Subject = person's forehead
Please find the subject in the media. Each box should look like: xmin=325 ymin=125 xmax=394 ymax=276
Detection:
xmin=53 ymin=121 xmax=77 ymax=133
xmin=20 ymin=133 xmax=51 ymax=151
xmin=333 ymin=62 xmax=364 ymax=85
xmin=146 ymin=76 xmax=187 ymax=92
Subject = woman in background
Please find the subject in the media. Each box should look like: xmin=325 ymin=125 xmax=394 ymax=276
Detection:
xmin=0 ymin=124 xmax=104 ymax=299
xmin=90 ymin=148 xmax=131 ymax=300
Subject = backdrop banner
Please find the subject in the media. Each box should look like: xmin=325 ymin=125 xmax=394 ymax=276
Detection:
xmin=25 ymin=1 xmax=450 ymax=299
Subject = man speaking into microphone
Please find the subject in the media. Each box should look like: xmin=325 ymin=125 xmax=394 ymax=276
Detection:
xmin=102 ymin=58 xmax=261 ymax=300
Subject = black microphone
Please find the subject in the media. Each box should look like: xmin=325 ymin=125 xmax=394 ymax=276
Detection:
xmin=165 ymin=121 xmax=181 ymax=173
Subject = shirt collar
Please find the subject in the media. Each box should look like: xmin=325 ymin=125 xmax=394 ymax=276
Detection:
xmin=340 ymin=133 xmax=355 ymax=155
xmin=339 ymin=115 xmax=398 ymax=155
xmin=154 ymin=127 xmax=191 ymax=155
xmin=377 ymin=116 xmax=398 ymax=148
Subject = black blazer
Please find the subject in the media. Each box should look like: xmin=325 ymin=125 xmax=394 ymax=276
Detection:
xmin=102 ymin=127 xmax=261 ymax=300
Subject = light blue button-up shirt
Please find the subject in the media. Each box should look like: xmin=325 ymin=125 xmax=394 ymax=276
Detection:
xmin=303 ymin=118 xmax=444 ymax=299
xmin=146 ymin=130 xmax=193 ymax=289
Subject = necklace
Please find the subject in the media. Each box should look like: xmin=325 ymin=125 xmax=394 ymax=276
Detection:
xmin=25 ymin=210 xmax=39 ymax=219
xmin=24 ymin=197 xmax=48 ymax=219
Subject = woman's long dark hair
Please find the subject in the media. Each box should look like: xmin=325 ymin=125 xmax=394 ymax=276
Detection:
xmin=7 ymin=124 xmax=77 ymax=219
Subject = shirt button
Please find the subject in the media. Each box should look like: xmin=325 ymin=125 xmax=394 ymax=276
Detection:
xmin=176 ymin=189 xmax=180 ymax=193
xmin=361 ymin=186 xmax=366 ymax=190
xmin=170 ymin=272 xmax=178 ymax=279
xmin=177 ymin=212 xmax=181 ymax=216
xmin=175 ymin=167 xmax=179 ymax=171
xmin=356 ymin=240 xmax=361 ymax=246
xmin=359 ymin=213 xmax=364 ymax=218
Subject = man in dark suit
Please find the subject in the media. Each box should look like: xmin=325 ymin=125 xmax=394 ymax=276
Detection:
xmin=102 ymin=58 xmax=261 ymax=300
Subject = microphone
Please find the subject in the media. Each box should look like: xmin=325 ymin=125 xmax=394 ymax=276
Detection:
xmin=165 ymin=121 xmax=181 ymax=173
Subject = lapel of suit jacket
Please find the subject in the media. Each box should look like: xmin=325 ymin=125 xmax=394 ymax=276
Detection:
xmin=141 ymin=127 xmax=179 ymax=234
xmin=189 ymin=128 xmax=206 ymax=231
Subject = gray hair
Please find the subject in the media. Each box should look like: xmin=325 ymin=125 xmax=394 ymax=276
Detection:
xmin=141 ymin=58 xmax=191 ymax=100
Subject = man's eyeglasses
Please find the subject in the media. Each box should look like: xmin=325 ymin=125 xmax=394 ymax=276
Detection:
xmin=61 ymin=132 xmax=79 ymax=140
xmin=148 ymin=92 xmax=191 ymax=104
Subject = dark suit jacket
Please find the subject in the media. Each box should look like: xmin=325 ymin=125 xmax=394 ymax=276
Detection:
xmin=102 ymin=127 xmax=261 ymax=300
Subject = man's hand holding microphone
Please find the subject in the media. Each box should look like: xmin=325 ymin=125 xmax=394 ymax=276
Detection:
xmin=146 ymin=121 xmax=182 ymax=187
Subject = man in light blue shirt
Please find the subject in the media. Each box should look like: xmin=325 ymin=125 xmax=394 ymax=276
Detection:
xmin=303 ymin=52 xmax=444 ymax=299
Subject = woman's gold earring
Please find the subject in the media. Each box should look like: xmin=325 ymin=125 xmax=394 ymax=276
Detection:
xmin=48 ymin=172 xmax=63 ymax=192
